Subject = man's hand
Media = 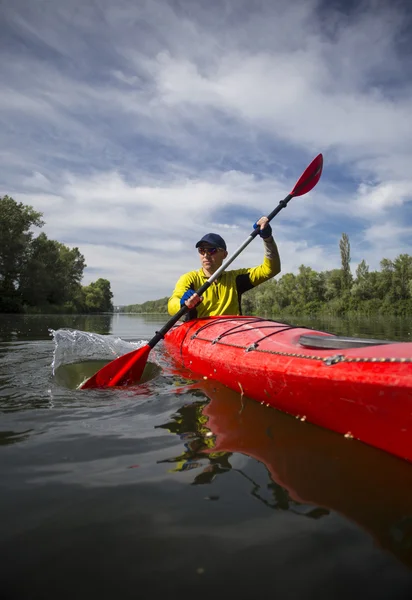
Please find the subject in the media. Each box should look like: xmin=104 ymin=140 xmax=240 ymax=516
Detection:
xmin=180 ymin=290 xmax=203 ymax=309
xmin=254 ymin=216 xmax=272 ymax=239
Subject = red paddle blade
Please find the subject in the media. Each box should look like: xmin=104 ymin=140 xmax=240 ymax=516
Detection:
xmin=80 ymin=344 xmax=151 ymax=389
xmin=291 ymin=153 xmax=323 ymax=197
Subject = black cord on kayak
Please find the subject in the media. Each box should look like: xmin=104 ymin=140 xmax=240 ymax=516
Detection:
xmin=191 ymin=316 xmax=315 ymax=348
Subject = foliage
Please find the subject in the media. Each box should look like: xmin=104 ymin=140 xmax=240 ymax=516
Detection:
xmin=0 ymin=195 xmax=44 ymax=311
xmin=339 ymin=232 xmax=352 ymax=291
xmin=80 ymin=279 xmax=114 ymax=313
xmin=119 ymin=297 xmax=169 ymax=313
xmin=240 ymin=235 xmax=412 ymax=317
xmin=19 ymin=233 xmax=86 ymax=307
xmin=1 ymin=195 xmax=113 ymax=313
xmin=120 ymin=233 xmax=412 ymax=318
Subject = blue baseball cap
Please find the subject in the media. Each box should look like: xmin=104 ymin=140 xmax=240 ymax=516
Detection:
xmin=195 ymin=233 xmax=227 ymax=250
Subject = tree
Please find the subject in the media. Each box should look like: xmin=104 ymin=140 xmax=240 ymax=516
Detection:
xmin=241 ymin=293 xmax=254 ymax=315
xmin=323 ymin=269 xmax=343 ymax=301
xmin=55 ymin=243 xmax=86 ymax=302
xmin=352 ymin=259 xmax=373 ymax=301
xmin=339 ymin=233 xmax=352 ymax=291
xmin=19 ymin=233 xmax=60 ymax=306
xmin=377 ymin=258 xmax=395 ymax=301
xmin=295 ymin=265 xmax=326 ymax=305
xmin=83 ymin=278 xmax=113 ymax=313
xmin=0 ymin=195 xmax=44 ymax=311
xmin=0 ymin=194 xmax=116 ymax=314
xmin=19 ymin=233 xmax=86 ymax=307
xmin=392 ymin=254 xmax=412 ymax=301
xmin=272 ymin=273 xmax=297 ymax=310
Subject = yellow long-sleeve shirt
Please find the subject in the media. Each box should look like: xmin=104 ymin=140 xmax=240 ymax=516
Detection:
xmin=168 ymin=237 xmax=280 ymax=319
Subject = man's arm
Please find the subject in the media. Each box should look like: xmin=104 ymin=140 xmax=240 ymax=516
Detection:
xmin=249 ymin=216 xmax=281 ymax=284
xmin=247 ymin=235 xmax=281 ymax=287
xmin=263 ymin=235 xmax=281 ymax=272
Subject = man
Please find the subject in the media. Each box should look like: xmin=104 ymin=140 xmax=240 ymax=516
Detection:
xmin=167 ymin=217 xmax=281 ymax=319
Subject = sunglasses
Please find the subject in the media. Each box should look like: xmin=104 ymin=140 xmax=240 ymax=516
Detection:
xmin=198 ymin=247 xmax=221 ymax=256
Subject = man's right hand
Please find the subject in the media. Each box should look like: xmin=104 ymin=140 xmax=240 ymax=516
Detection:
xmin=180 ymin=290 xmax=203 ymax=309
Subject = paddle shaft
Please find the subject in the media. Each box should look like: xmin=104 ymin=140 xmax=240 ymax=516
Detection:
xmin=149 ymin=192 xmax=294 ymax=347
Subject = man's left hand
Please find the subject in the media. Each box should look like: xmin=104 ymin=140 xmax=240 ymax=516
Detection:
xmin=254 ymin=216 xmax=272 ymax=239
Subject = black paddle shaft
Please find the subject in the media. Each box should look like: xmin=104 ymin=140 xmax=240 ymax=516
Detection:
xmin=149 ymin=193 xmax=294 ymax=348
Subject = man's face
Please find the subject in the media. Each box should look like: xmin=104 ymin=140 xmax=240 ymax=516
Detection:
xmin=198 ymin=244 xmax=227 ymax=273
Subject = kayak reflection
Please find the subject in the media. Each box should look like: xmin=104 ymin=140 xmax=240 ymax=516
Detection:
xmin=158 ymin=375 xmax=412 ymax=569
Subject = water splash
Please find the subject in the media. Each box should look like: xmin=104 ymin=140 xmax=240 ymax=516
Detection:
xmin=49 ymin=328 xmax=147 ymax=374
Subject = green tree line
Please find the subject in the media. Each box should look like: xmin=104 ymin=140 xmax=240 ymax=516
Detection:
xmin=1 ymin=195 xmax=113 ymax=313
xmin=120 ymin=233 xmax=412 ymax=317
xmin=119 ymin=297 xmax=169 ymax=314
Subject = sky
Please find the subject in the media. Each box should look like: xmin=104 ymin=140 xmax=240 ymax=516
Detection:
xmin=1 ymin=0 xmax=412 ymax=306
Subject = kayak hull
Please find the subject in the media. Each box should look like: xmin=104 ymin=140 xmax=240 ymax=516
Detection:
xmin=163 ymin=316 xmax=412 ymax=463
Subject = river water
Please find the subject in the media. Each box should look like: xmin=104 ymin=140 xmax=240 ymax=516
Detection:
xmin=1 ymin=312 xmax=412 ymax=600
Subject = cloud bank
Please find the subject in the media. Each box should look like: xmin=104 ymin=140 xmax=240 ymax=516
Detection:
xmin=1 ymin=0 xmax=412 ymax=304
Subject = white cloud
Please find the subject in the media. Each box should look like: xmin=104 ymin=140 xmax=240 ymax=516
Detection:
xmin=1 ymin=0 xmax=412 ymax=303
xmin=354 ymin=181 xmax=412 ymax=215
xmin=363 ymin=222 xmax=412 ymax=248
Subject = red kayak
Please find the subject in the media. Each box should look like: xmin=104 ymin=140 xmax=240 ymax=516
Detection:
xmin=163 ymin=315 xmax=412 ymax=463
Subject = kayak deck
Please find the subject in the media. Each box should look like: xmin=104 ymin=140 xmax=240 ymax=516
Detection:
xmin=163 ymin=316 xmax=412 ymax=463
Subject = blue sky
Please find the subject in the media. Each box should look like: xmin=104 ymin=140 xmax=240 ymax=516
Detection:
xmin=1 ymin=0 xmax=412 ymax=305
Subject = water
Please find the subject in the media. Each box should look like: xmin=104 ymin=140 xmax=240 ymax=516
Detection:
xmin=1 ymin=313 xmax=412 ymax=600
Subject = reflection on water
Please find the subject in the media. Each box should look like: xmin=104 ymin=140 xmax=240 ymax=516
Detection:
xmin=157 ymin=399 xmax=332 ymax=513
xmin=157 ymin=402 xmax=233 ymax=483
xmin=0 ymin=313 xmax=113 ymax=342
xmin=158 ymin=370 xmax=412 ymax=571
xmin=1 ymin=312 xmax=412 ymax=344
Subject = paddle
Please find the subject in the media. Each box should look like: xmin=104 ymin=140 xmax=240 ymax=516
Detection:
xmin=81 ymin=153 xmax=323 ymax=389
